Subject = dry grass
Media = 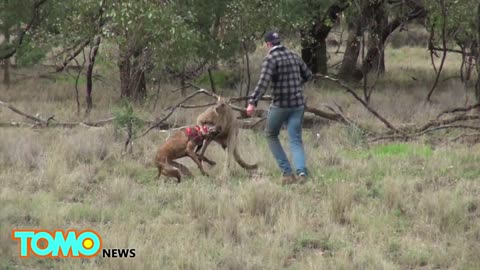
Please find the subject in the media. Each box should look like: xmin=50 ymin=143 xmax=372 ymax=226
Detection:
xmin=1 ymin=46 xmax=480 ymax=269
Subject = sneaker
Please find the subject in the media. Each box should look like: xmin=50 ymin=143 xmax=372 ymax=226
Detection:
xmin=297 ymin=172 xmax=308 ymax=184
xmin=282 ymin=175 xmax=297 ymax=185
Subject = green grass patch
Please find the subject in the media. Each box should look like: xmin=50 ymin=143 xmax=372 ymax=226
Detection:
xmin=460 ymin=166 xmax=480 ymax=180
xmin=66 ymin=203 xmax=112 ymax=224
xmin=293 ymin=233 xmax=343 ymax=257
xmin=346 ymin=143 xmax=433 ymax=160
xmin=317 ymin=167 xmax=350 ymax=183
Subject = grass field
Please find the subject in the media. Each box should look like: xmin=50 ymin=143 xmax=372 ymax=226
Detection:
xmin=1 ymin=44 xmax=480 ymax=269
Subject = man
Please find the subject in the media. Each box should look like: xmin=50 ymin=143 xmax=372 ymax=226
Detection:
xmin=246 ymin=31 xmax=313 ymax=185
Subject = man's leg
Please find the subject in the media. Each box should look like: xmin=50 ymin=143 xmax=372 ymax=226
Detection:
xmin=265 ymin=105 xmax=292 ymax=175
xmin=287 ymin=106 xmax=307 ymax=176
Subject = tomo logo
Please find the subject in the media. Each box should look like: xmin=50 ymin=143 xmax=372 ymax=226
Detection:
xmin=12 ymin=229 xmax=102 ymax=258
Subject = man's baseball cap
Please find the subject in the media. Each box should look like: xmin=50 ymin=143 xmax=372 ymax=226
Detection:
xmin=264 ymin=31 xmax=281 ymax=44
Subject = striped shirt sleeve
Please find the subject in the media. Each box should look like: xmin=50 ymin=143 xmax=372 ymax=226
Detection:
xmin=249 ymin=55 xmax=276 ymax=106
xmin=298 ymin=55 xmax=313 ymax=83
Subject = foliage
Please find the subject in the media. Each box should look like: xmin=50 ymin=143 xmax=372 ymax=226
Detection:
xmin=425 ymin=0 xmax=478 ymax=45
xmin=0 ymin=0 xmax=43 ymax=58
xmin=15 ymin=36 xmax=46 ymax=66
xmin=278 ymin=0 xmax=336 ymax=30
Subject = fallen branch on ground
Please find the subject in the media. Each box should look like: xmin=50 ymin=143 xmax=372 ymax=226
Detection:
xmin=436 ymin=103 xmax=480 ymax=119
xmin=0 ymin=100 xmax=48 ymax=125
xmin=3 ymin=79 xmax=480 ymax=145
xmin=370 ymin=124 xmax=480 ymax=142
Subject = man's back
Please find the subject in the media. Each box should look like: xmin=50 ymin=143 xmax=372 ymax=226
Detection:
xmin=249 ymin=45 xmax=312 ymax=108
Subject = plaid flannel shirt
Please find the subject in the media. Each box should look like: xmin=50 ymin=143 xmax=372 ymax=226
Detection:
xmin=249 ymin=45 xmax=312 ymax=108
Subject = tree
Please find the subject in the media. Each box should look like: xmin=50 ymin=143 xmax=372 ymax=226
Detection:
xmin=0 ymin=0 xmax=48 ymax=87
xmin=338 ymin=0 xmax=426 ymax=81
xmin=424 ymin=0 xmax=478 ymax=101
xmin=277 ymin=0 xmax=349 ymax=75
xmin=362 ymin=0 xmax=426 ymax=75
xmin=150 ymin=0 xmax=277 ymax=97
xmin=103 ymin=0 xmax=161 ymax=101
xmin=38 ymin=0 xmax=105 ymax=113
xmin=475 ymin=3 xmax=480 ymax=102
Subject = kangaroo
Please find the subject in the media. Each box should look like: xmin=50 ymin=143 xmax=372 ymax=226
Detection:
xmin=196 ymin=97 xmax=258 ymax=170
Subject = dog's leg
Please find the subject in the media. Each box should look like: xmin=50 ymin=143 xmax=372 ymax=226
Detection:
xmin=186 ymin=150 xmax=209 ymax=176
xmin=196 ymin=139 xmax=217 ymax=166
xmin=156 ymin=166 xmax=162 ymax=180
xmin=170 ymin=161 xmax=193 ymax=177
xmin=198 ymin=139 xmax=212 ymax=156
xmin=194 ymin=139 xmax=216 ymax=166
xmin=161 ymin=161 xmax=182 ymax=183
xmin=199 ymin=155 xmax=216 ymax=166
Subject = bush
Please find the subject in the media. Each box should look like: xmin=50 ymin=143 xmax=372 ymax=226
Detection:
xmin=194 ymin=69 xmax=240 ymax=89
xmin=112 ymin=101 xmax=145 ymax=138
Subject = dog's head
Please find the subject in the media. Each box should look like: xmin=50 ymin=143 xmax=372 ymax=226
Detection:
xmin=200 ymin=124 xmax=222 ymax=139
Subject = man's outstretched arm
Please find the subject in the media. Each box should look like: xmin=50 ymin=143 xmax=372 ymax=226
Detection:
xmin=248 ymin=55 xmax=275 ymax=106
xmin=299 ymin=56 xmax=313 ymax=83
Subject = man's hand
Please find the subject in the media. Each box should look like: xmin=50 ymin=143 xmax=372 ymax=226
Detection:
xmin=246 ymin=104 xmax=256 ymax=117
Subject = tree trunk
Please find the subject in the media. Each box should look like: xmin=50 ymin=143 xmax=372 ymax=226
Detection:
xmin=85 ymin=35 xmax=101 ymax=115
xmin=301 ymin=33 xmax=327 ymax=75
xmin=210 ymin=15 xmax=221 ymax=70
xmin=475 ymin=4 xmax=480 ymax=103
xmin=361 ymin=3 xmax=426 ymax=76
xmin=118 ymin=45 xmax=147 ymax=102
xmin=366 ymin=4 xmax=387 ymax=74
xmin=3 ymin=59 xmax=10 ymax=89
xmin=301 ymin=2 xmax=349 ymax=75
xmin=338 ymin=26 xmax=363 ymax=81
xmin=3 ymin=28 xmax=11 ymax=88
xmin=119 ymin=47 xmax=132 ymax=98
xmin=131 ymin=48 xmax=147 ymax=101
xmin=180 ymin=67 xmax=187 ymax=97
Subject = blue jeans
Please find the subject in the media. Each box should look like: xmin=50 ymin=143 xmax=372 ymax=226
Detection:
xmin=265 ymin=105 xmax=307 ymax=176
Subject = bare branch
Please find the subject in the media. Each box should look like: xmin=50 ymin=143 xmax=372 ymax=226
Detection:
xmin=426 ymin=0 xmax=448 ymax=102
xmin=314 ymin=74 xmax=406 ymax=135
xmin=371 ymin=124 xmax=480 ymax=142
xmin=432 ymin=47 xmax=470 ymax=55
xmin=178 ymin=102 xmax=217 ymax=109
xmin=55 ymin=39 xmax=91 ymax=72
xmin=417 ymin=114 xmax=480 ymax=133
xmin=436 ymin=103 xmax=480 ymax=119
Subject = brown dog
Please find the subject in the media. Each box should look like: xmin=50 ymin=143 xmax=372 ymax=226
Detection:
xmin=154 ymin=125 xmax=219 ymax=182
